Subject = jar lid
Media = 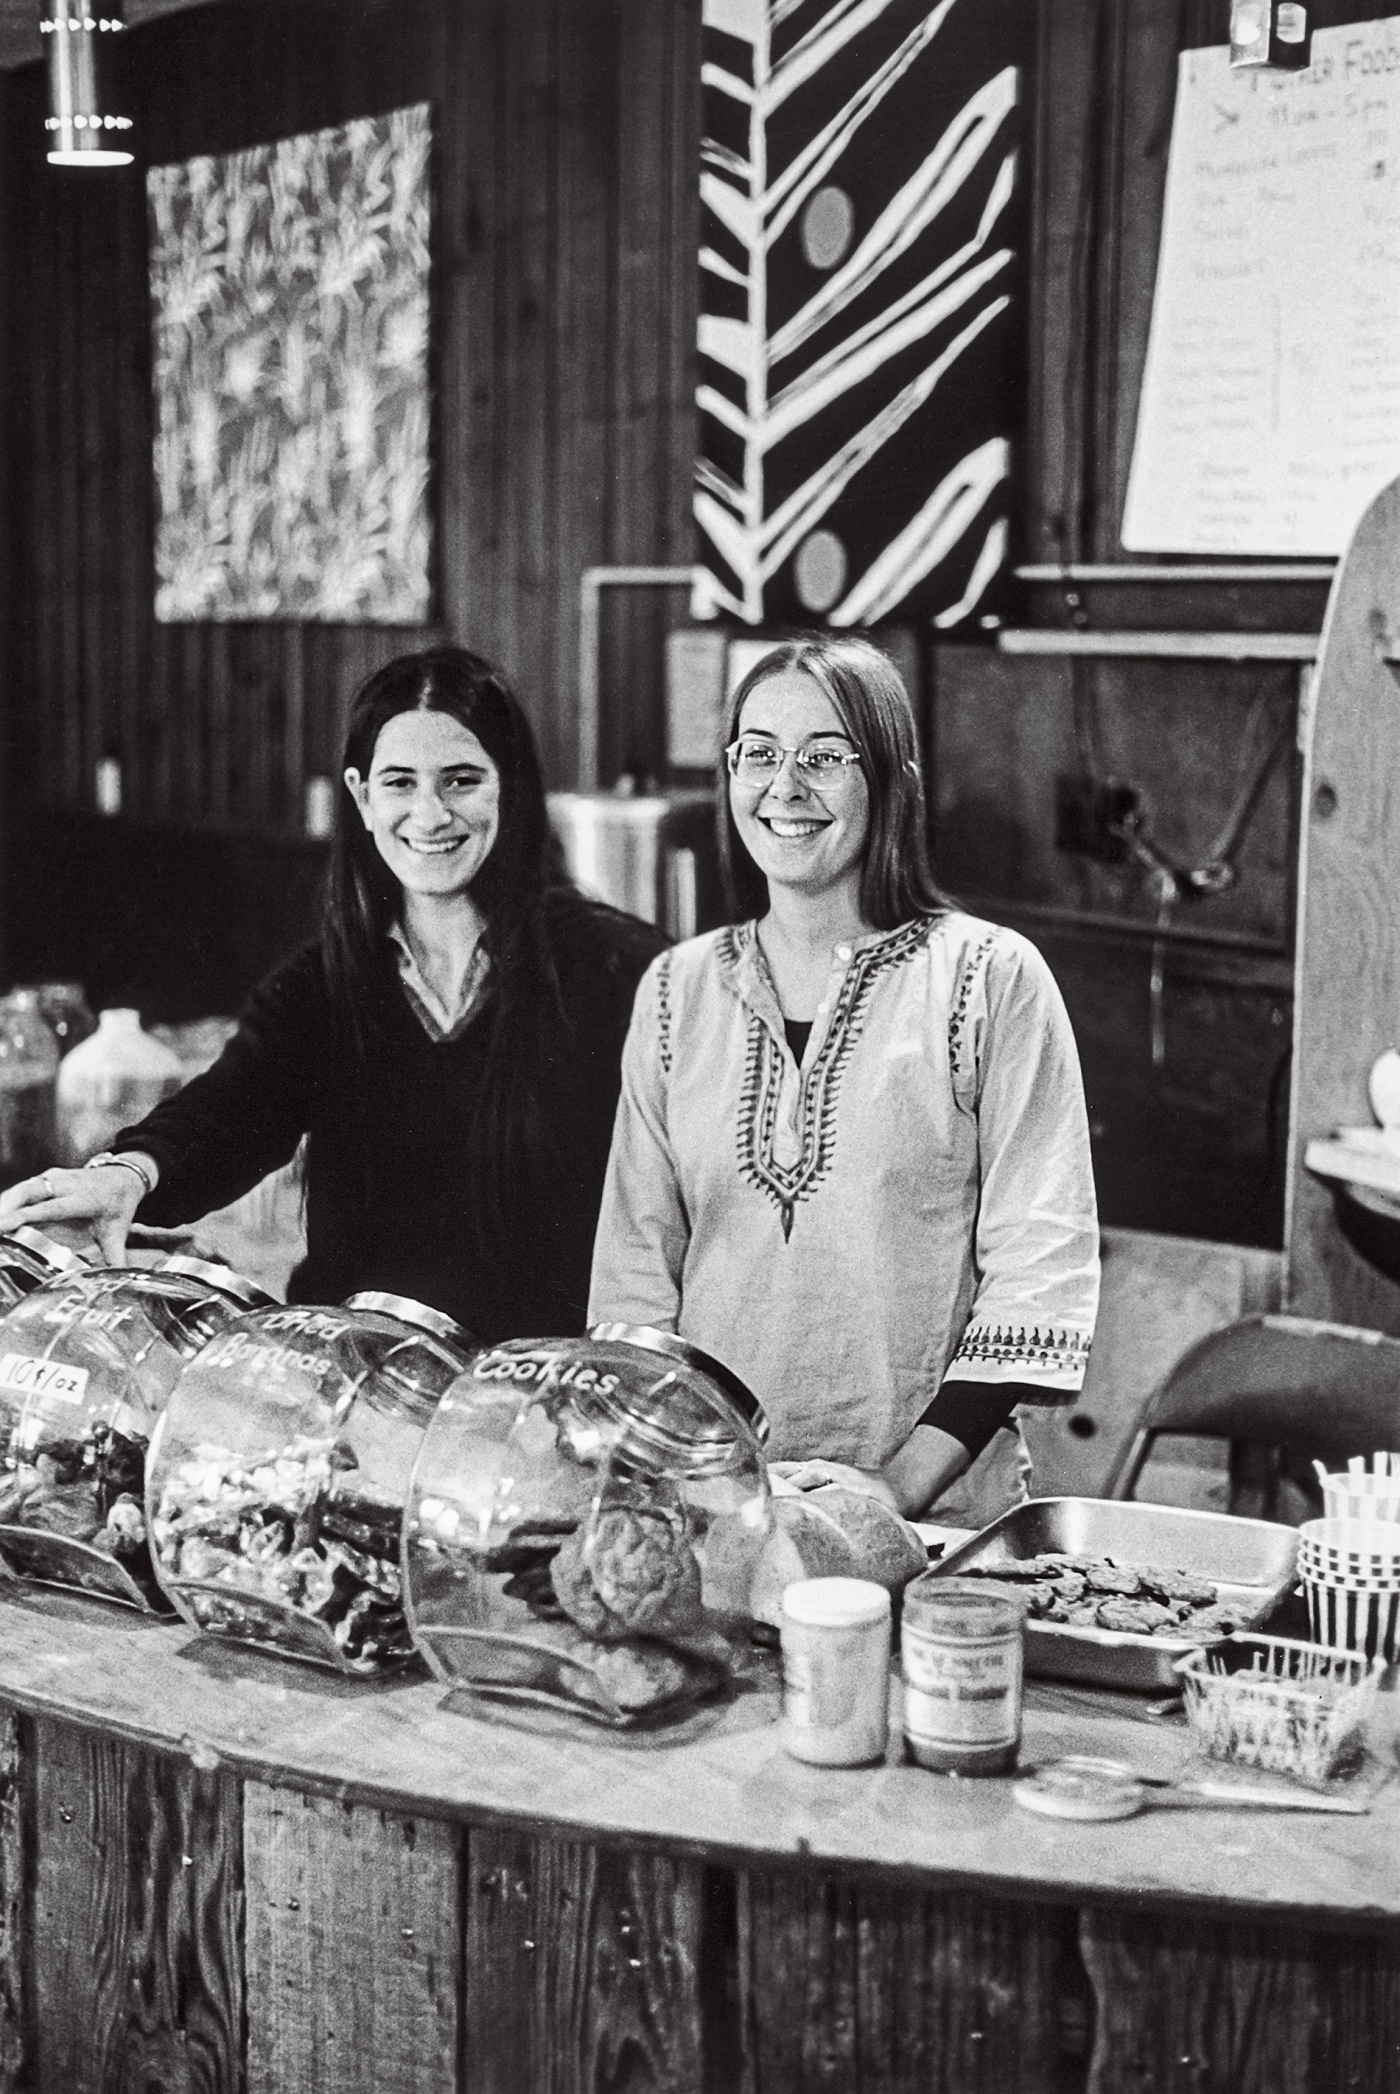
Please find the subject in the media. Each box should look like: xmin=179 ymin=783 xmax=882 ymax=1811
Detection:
xmin=0 ymin=1226 xmax=87 ymax=1275
xmin=155 ymin=1255 xmax=275 ymax=1308
xmin=344 ymin=1291 xmax=473 ymax=1348
xmin=782 ymin=1576 xmax=891 ymax=1628
xmin=903 ymin=1573 xmax=1027 ymax=1634
xmin=587 ymin=1322 xmax=769 ymax=1442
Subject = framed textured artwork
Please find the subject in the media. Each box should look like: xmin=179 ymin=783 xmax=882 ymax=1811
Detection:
xmin=696 ymin=0 xmax=1028 ymax=630
xmin=148 ymin=103 xmax=432 ymax=623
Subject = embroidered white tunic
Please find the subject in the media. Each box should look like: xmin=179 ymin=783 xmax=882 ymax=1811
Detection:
xmin=588 ymin=911 xmax=1100 ymax=1471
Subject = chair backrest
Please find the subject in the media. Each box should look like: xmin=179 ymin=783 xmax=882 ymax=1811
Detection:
xmin=1107 ymin=1313 xmax=1400 ymax=1500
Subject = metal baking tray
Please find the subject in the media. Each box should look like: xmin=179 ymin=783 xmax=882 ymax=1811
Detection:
xmin=929 ymin=1497 xmax=1299 ymax=1692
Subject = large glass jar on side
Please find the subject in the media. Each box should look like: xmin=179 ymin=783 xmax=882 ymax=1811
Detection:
xmin=0 ymin=1227 xmax=89 ymax=1312
xmin=147 ymin=1292 xmax=476 ymax=1673
xmin=403 ymin=1326 xmax=772 ymax=1726
xmin=0 ymin=1255 xmax=273 ymax=1609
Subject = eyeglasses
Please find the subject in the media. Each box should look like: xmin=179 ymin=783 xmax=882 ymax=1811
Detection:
xmin=725 ymin=736 xmax=863 ymax=786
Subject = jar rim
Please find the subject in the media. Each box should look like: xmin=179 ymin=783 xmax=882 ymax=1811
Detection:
xmin=344 ymin=1291 xmax=474 ymax=1349
xmin=587 ymin=1322 xmax=768 ymax=1441
xmin=157 ymin=1255 xmax=275 ymax=1308
xmin=0 ymin=1226 xmax=87 ymax=1276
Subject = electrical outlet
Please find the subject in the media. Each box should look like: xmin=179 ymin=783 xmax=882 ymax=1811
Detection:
xmin=1054 ymin=776 xmax=1141 ymax=863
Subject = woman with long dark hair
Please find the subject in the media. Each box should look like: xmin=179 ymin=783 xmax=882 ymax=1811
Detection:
xmin=590 ymin=634 xmax=1099 ymax=1525
xmin=0 ymin=648 xmax=664 ymax=1337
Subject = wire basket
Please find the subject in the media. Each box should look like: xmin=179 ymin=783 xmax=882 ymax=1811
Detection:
xmin=1175 ymin=1633 xmax=1383 ymax=1785
xmin=1313 ymin=1453 xmax=1400 ymax=1523
xmin=1298 ymin=1516 xmax=1400 ymax=1662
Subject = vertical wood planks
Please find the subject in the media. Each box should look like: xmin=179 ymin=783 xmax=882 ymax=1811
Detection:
xmin=30 ymin=1717 xmax=243 ymax=2094
xmin=464 ymin=1822 xmax=710 ymax=2094
xmin=0 ymin=1715 xmax=25 ymax=2094
xmin=242 ymin=1782 xmax=460 ymax=2094
xmin=735 ymin=1869 xmax=1072 ymax=2094
xmin=1081 ymin=1907 xmax=1400 ymax=2094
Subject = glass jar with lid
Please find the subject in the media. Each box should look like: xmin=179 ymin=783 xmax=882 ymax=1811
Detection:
xmin=0 ymin=1226 xmax=89 ymax=1311
xmin=146 ymin=1292 xmax=476 ymax=1673
xmin=403 ymin=1325 xmax=772 ymax=1726
xmin=0 ymin=1254 xmax=273 ymax=1609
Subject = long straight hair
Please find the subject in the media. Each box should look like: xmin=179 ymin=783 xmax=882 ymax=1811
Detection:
xmin=718 ymin=634 xmax=951 ymax=929
xmin=323 ymin=646 xmax=574 ymax=1255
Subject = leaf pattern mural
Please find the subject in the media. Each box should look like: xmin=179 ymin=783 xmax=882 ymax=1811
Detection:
xmin=696 ymin=0 xmax=1026 ymax=629
xmin=148 ymin=104 xmax=432 ymax=624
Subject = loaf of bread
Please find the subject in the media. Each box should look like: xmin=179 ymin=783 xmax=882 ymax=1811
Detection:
xmin=747 ymin=1488 xmax=927 ymax=1627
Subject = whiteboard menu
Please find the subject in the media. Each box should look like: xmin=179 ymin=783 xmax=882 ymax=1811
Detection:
xmin=1122 ymin=21 xmax=1400 ymax=555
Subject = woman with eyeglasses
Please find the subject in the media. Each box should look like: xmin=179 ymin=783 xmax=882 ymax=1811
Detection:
xmin=589 ymin=634 xmax=1099 ymax=1525
xmin=0 ymin=647 xmax=665 ymax=1339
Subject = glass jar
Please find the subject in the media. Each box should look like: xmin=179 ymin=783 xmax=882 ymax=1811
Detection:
xmin=780 ymin=1576 xmax=891 ymax=1766
xmin=146 ymin=1292 xmax=476 ymax=1673
xmin=403 ymin=1325 xmax=771 ymax=1726
xmin=54 ymin=1008 xmax=184 ymax=1165
xmin=900 ymin=1574 xmax=1026 ymax=1775
xmin=0 ymin=990 xmax=60 ymax=1187
xmin=0 ymin=1255 xmax=273 ymax=1609
xmin=19 ymin=982 xmax=97 ymax=1057
xmin=0 ymin=1227 xmax=89 ymax=1311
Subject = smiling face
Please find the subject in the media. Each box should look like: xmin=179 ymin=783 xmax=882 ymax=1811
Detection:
xmin=345 ymin=708 xmax=501 ymax=901
xmin=729 ymin=668 xmax=869 ymax=905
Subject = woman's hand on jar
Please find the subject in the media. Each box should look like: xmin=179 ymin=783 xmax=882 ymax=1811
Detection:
xmin=0 ymin=1165 xmax=144 ymax=1266
xmin=769 ymin=1458 xmax=901 ymax=1511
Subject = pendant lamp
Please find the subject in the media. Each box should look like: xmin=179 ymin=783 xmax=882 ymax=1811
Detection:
xmin=41 ymin=0 xmax=134 ymax=167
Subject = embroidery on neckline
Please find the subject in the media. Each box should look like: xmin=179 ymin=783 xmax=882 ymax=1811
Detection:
xmin=735 ymin=916 xmax=933 ymax=1240
xmin=655 ymin=951 xmax=674 ymax=1076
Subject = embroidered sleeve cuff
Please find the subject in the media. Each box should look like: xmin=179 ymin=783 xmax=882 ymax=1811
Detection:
xmin=941 ymin=1322 xmax=1091 ymax=1400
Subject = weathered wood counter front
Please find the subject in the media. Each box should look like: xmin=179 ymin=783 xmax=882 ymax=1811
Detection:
xmin=0 ymin=1589 xmax=1395 ymax=2093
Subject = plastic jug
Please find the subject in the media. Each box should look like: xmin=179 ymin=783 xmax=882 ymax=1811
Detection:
xmin=0 ymin=991 xmax=60 ymax=1186
xmin=54 ymin=1008 xmax=184 ymax=1165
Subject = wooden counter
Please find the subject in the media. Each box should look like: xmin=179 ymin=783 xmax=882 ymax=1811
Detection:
xmin=0 ymin=1586 xmax=1395 ymax=2093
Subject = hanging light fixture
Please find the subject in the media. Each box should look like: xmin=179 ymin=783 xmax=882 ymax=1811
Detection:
xmin=41 ymin=0 xmax=134 ymax=167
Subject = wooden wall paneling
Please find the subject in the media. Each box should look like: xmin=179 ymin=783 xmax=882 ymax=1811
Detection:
xmin=115 ymin=152 xmax=153 ymax=824
xmin=508 ymin=1 xmax=566 ymax=775
xmin=242 ymin=1782 xmax=459 ymax=2094
xmin=553 ymin=0 xmax=616 ymax=790
xmin=1024 ymin=0 xmax=1100 ymax=568
xmin=734 ymin=1871 xmax=1074 ymax=2094
xmin=1081 ymin=1907 xmax=1400 ymax=2094
xmin=931 ymin=648 xmax=1296 ymax=950
xmin=603 ymin=0 xmax=700 ymax=790
xmin=464 ymin=1822 xmax=710 ymax=2094
xmin=30 ymin=1718 xmax=243 ymax=2094
xmin=0 ymin=1714 xmax=25 ymax=2094
xmin=442 ymin=0 xmax=504 ymax=666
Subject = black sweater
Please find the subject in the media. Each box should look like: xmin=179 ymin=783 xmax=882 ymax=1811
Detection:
xmin=117 ymin=898 xmax=667 ymax=1341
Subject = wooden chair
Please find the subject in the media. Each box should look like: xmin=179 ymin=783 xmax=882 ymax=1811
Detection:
xmin=1106 ymin=1313 xmax=1400 ymax=1502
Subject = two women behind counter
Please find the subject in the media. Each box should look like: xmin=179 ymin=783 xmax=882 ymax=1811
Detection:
xmin=0 ymin=636 xmax=1100 ymax=1526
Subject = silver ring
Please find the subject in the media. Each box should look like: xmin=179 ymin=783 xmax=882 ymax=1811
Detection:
xmin=36 ymin=1174 xmax=53 ymax=1200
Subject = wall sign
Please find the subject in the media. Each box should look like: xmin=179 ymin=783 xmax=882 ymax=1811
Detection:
xmin=148 ymin=104 xmax=432 ymax=623
xmin=695 ymin=0 xmax=1027 ymax=631
xmin=1123 ymin=23 xmax=1400 ymax=556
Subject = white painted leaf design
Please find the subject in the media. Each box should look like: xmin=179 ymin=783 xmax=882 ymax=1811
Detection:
xmin=696 ymin=0 xmax=1019 ymax=626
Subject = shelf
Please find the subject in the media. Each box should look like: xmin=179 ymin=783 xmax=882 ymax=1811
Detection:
xmin=1015 ymin=563 xmax=1335 ymax=583
xmin=996 ymin=630 xmax=1319 ymax=661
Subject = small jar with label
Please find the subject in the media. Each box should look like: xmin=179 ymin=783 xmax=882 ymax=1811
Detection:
xmin=781 ymin=1575 xmax=891 ymax=1767
xmin=901 ymin=1574 xmax=1025 ymax=1775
